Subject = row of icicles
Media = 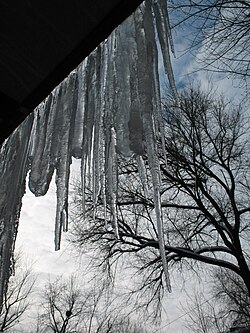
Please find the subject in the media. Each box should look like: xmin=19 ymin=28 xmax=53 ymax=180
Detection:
xmin=0 ymin=0 xmax=177 ymax=298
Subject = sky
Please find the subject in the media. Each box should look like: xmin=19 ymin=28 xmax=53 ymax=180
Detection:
xmin=17 ymin=159 xmax=212 ymax=333
xmin=15 ymin=79 xmax=245 ymax=333
xmin=13 ymin=3 xmax=249 ymax=333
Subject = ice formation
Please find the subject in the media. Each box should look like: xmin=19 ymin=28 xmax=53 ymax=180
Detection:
xmin=0 ymin=0 xmax=176 ymax=304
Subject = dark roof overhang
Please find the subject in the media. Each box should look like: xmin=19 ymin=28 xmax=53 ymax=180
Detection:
xmin=0 ymin=0 xmax=143 ymax=144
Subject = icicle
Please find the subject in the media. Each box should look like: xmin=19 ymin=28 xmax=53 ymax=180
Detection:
xmin=54 ymin=73 xmax=78 ymax=250
xmin=80 ymin=45 xmax=105 ymax=221
xmin=137 ymin=156 xmax=149 ymax=198
xmin=91 ymin=46 xmax=103 ymax=209
xmin=97 ymin=33 xmax=120 ymax=237
xmin=80 ymin=156 xmax=87 ymax=220
xmin=147 ymin=1 xmax=169 ymax=168
xmin=134 ymin=0 xmax=171 ymax=291
xmin=114 ymin=15 xmax=143 ymax=158
xmin=98 ymin=44 xmax=109 ymax=230
xmin=72 ymin=62 xmax=86 ymax=158
xmin=151 ymin=46 xmax=169 ymax=168
xmin=153 ymin=0 xmax=177 ymax=99
xmin=80 ymin=52 xmax=97 ymax=219
xmin=28 ymin=94 xmax=57 ymax=196
xmin=101 ymin=166 xmax=108 ymax=229
xmin=152 ymin=183 xmax=171 ymax=292
xmin=0 ymin=0 xmax=178 ymax=298
xmin=158 ymin=0 xmax=175 ymax=56
xmin=0 ymin=114 xmax=33 ymax=312
xmin=107 ymin=127 xmax=119 ymax=239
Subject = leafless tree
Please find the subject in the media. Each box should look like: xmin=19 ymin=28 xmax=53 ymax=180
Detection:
xmin=169 ymin=1 xmax=250 ymax=93
xmin=213 ymin=268 xmax=250 ymax=327
xmin=185 ymin=292 xmax=225 ymax=333
xmin=36 ymin=274 xmax=148 ymax=333
xmin=0 ymin=254 xmax=36 ymax=332
xmin=71 ymin=86 xmax=250 ymax=313
xmin=38 ymin=275 xmax=92 ymax=333
xmin=185 ymin=267 xmax=250 ymax=333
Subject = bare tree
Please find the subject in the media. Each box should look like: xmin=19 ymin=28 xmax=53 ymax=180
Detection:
xmin=36 ymin=274 xmax=148 ymax=333
xmin=185 ymin=292 xmax=225 ymax=333
xmin=169 ymin=1 xmax=250 ymax=92
xmin=185 ymin=267 xmax=250 ymax=333
xmin=38 ymin=275 xmax=91 ymax=333
xmin=213 ymin=268 xmax=250 ymax=327
xmin=71 ymin=87 xmax=250 ymax=312
xmin=0 ymin=254 xmax=35 ymax=332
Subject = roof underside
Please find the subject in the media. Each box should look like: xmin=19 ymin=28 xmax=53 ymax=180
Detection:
xmin=0 ymin=0 xmax=143 ymax=144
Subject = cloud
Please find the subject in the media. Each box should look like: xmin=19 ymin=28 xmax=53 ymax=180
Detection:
xmin=169 ymin=20 xmax=248 ymax=103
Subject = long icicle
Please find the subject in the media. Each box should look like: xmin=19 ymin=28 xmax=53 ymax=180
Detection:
xmin=135 ymin=0 xmax=171 ymax=291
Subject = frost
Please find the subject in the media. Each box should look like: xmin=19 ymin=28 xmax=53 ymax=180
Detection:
xmin=0 ymin=0 xmax=177 ymax=298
